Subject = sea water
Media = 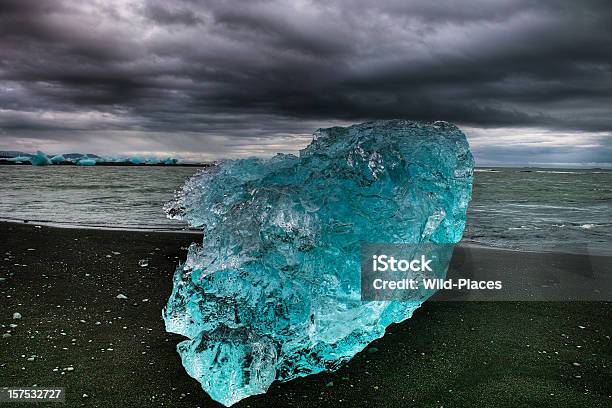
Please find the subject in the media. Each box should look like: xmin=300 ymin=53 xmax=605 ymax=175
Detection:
xmin=0 ymin=166 xmax=610 ymax=254
xmin=0 ymin=166 xmax=198 ymax=231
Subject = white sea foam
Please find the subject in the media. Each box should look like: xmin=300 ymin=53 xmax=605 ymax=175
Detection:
xmin=535 ymin=170 xmax=583 ymax=175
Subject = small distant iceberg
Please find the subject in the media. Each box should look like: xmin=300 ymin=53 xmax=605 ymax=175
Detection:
xmin=64 ymin=153 xmax=99 ymax=161
xmin=8 ymin=156 xmax=31 ymax=163
xmin=50 ymin=154 xmax=66 ymax=164
xmin=2 ymin=150 xmax=187 ymax=166
xmin=30 ymin=151 xmax=51 ymax=166
xmin=128 ymin=156 xmax=145 ymax=165
xmin=77 ymin=157 xmax=97 ymax=166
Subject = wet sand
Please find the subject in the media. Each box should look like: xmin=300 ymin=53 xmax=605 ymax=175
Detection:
xmin=0 ymin=222 xmax=610 ymax=407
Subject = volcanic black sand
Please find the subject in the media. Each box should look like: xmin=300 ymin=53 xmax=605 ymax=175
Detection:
xmin=0 ymin=222 xmax=610 ymax=407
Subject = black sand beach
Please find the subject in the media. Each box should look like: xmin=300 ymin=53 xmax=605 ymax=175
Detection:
xmin=0 ymin=222 xmax=610 ymax=407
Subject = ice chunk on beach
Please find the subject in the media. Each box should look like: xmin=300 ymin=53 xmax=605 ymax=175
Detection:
xmin=163 ymin=120 xmax=474 ymax=406
xmin=30 ymin=151 xmax=50 ymax=166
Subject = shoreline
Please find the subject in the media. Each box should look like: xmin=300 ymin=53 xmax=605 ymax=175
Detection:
xmin=0 ymin=161 xmax=210 ymax=167
xmin=0 ymin=218 xmax=203 ymax=235
xmin=0 ymin=222 xmax=610 ymax=407
xmin=0 ymin=218 xmax=608 ymax=257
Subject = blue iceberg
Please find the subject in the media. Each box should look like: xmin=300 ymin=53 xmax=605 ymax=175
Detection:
xmin=128 ymin=156 xmax=144 ymax=165
xmin=163 ymin=120 xmax=474 ymax=406
xmin=77 ymin=157 xmax=96 ymax=166
xmin=30 ymin=151 xmax=51 ymax=166
xmin=8 ymin=156 xmax=31 ymax=163
xmin=50 ymin=154 xmax=65 ymax=164
xmin=103 ymin=156 xmax=126 ymax=163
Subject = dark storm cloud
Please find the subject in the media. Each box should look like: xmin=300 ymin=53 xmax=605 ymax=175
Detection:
xmin=144 ymin=1 xmax=203 ymax=25
xmin=0 ymin=0 xmax=611 ymax=163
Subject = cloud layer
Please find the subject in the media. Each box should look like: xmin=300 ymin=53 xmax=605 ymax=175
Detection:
xmin=1 ymin=0 xmax=611 ymax=164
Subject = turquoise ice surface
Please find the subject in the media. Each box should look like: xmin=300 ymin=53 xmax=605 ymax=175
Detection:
xmin=163 ymin=120 xmax=474 ymax=406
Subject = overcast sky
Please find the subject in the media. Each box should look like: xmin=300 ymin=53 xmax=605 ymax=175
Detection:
xmin=1 ymin=0 xmax=611 ymax=165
